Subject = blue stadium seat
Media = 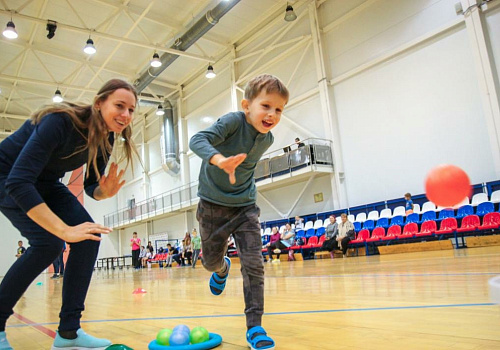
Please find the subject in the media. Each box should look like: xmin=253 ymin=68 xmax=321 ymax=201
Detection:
xmin=353 ymin=222 xmax=362 ymax=232
xmin=305 ymin=228 xmax=316 ymax=238
xmin=295 ymin=229 xmax=305 ymax=238
xmin=390 ymin=215 xmax=404 ymax=227
xmin=476 ymin=202 xmax=494 ymax=217
xmin=456 ymin=205 xmax=474 ymax=219
xmin=315 ymin=227 xmax=326 ymax=237
xmin=405 ymin=213 xmax=419 ymax=224
xmin=375 ymin=217 xmax=389 ymax=229
xmin=438 ymin=208 xmax=454 ymax=221
xmin=362 ymin=220 xmax=375 ymax=231
xmin=419 ymin=210 xmax=437 ymax=223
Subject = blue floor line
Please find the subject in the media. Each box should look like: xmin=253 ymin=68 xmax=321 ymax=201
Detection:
xmin=7 ymin=302 xmax=496 ymax=328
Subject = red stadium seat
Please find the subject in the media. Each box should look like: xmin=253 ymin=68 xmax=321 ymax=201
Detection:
xmin=400 ymin=223 xmax=418 ymax=238
xmin=382 ymin=225 xmax=401 ymax=241
xmin=314 ymin=235 xmax=326 ymax=248
xmin=479 ymin=212 xmax=500 ymax=230
xmin=457 ymin=215 xmax=480 ymax=233
xmin=435 ymin=218 xmax=457 ymax=235
xmin=416 ymin=220 xmax=437 ymax=237
xmin=366 ymin=227 xmax=385 ymax=242
xmin=350 ymin=229 xmax=370 ymax=244
xmin=306 ymin=236 xmax=318 ymax=247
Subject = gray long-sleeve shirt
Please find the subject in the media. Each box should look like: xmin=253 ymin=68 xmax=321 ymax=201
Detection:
xmin=325 ymin=222 xmax=338 ymax=239
xmin=189 ymin=111 xmax=273 ymax=207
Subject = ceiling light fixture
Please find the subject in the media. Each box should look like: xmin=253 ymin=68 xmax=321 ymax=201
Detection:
xmin=83 ymin=35 xmax=96 ymax=55
xmin=284 ymin=4 xmax=297 ymax=22
xmin=205 ymin=64 xmax=216 ymax=79
xmin=52 ymin=89 xmax=63 ymax=103
xmin=46 ymin=20 xmax=57 ymax=39
xmin=156 ymin=105 xmax=165 ymax=116
xmin=3 ymin=15 xmax=18 ymax=39
xmin=150 ymin=52 xmax=162 ymax=68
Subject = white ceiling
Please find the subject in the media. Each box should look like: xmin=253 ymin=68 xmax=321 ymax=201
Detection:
xmin=0 ymin=0 xmax=296 ymax=137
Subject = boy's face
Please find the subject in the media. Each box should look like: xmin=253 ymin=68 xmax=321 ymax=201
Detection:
xmin=241 ymin=90 xmax=286 ymax=134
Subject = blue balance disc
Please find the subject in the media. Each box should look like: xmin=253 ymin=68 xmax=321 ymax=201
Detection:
xmin=148 ymin=333 xmax=222 ymax=350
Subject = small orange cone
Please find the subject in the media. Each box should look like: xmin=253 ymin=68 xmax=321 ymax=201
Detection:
xmin=132 ymin=288 xmax=146 ymax=294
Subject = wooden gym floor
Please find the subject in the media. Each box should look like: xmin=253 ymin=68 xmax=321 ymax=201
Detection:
xmin=3 ymin=246 xmax=500 ymax=349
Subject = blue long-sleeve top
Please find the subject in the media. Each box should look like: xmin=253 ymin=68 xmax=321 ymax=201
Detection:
xmin=0 ymin=112 xmax=113 ymax=213
xmin=189 ymin=111 xmax=273 ymax=207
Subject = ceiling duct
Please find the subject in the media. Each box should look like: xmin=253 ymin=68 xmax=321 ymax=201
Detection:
xmin=160 ymin=100 xmax=180 ymax=176
xmin=134 ymin=0 xmax=241 ymax=93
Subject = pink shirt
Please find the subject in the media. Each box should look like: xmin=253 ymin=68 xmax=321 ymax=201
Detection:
xmin=131 ymin=238 xmax=141 ymax=251
xmin=269 ymin=232 xmax=280 ymax=244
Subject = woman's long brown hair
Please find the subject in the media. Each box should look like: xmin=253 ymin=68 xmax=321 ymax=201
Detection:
xmin=30 ymin=79 xmax=138 ymax=179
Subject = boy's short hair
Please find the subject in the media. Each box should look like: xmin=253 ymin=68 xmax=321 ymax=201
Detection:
xmin=405 ymin=193 xmax=411 ymax=198
xmin=244 ymin=74 xmax=289 ymax=103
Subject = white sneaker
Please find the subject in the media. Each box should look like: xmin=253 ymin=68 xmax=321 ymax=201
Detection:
xmin=52 ymin=329 xmax=111 ymax=350
xmin=273 ymin=249 xmax=281 ymax=254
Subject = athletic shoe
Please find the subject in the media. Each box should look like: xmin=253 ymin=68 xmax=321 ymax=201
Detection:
xmin=50 ymin=274 xmax=59 ymax=279
xmin=51 ymin=328 xmax=111 ymax=350
xmin=273 ymin=249 xmax=281 ymax=254
xmin=0 ymin=331 xmax=13 ymax=350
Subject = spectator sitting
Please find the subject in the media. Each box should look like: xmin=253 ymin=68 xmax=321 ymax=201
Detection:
xmin=263 ymin=227 xmax=281 ymax=262
xmin=165 ymin=243 xmax=178 ymax=268
xmin=141 ymin=246 xmax=153 ymax=268
xmin=333 ymin=213 xmax=355 ymax=258
xmin=320 ymin=215 xmax=339 ymax=259
xmin=267 ymin=223 xmax=295 ymax=262
xmin=138 ymin=246 xmax=147 ymax=268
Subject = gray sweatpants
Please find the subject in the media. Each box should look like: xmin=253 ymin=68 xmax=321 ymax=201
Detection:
xmin=196 ymin=199 xmax=264 ymax=328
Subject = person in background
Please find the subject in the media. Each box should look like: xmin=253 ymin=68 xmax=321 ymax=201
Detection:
xmin=15 ymin=241 xmax=26 ymax=258
xmin=267 ymin=223 xmax=295 ymax=262
xmin=146 ymin=240 xmax=154 ymax=254
xmin=320 ymin=215 xmax=339 ymax=259
xmin=165 ymin=243 xmax=178 ymax=268
xmin=182 ymin=232 xmax=193 ymax=266
xmin=191 ymin=229 xmax=201 ymax=268
xmin=295 ymin=137 xmax=305 ymax=148
xmin=405 ymin=193 xmax=414 ymax=215
xmin=51 ymin=242 xmax=66 ymax=279
xmin=130 ymin=232 xmax=141 ymax=269
xmin=333 ymin=213 xmax=355 ymax=258
xmin=263 ymin=227 xmax=280 ymax=262
xmin=294 ymin=216 xmax=304 ymax=230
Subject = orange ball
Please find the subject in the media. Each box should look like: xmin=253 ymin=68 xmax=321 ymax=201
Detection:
xmin=425 ymin=164 xmax=471 ymax=207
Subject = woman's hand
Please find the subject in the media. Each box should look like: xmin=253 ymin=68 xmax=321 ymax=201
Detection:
xmin=95 ymin=162 xmax=125 ymax=200
xmin=62 ymin=222 xmax=112 ymax=243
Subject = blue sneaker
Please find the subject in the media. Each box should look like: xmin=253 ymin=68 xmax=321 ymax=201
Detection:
xmin=0 ymin=331 xmax=13 ymax=350
xmin=52 ymin=328 xmax=111 ymax=350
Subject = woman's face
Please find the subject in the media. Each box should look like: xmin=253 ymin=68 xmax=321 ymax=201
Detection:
xmin=96 ymin=88 xmax=136 ymax=133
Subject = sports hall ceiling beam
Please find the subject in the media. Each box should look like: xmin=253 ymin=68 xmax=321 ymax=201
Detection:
xmin=0 ymin=9 xmax=211 ymax=62
xmin=76 ymin=0 xmax=156 ymax=100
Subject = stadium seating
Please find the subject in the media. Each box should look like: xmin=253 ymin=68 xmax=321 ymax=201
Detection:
xmin=305 ymin=228 xmax=316 ymax=238
xmin=457 ymin=215 xmax=480 ymax=233
xmin=435 ymin=218 xmax=458 ymax=235
xmin=476 ymin=202 xmax=494 ymax=217
xmin=362 ymin=220 xmax=375 ymax=231
xmin=421 ymin=201 xmax=437 ymax=213
xmin=490 ymin=190 xmax=500 ymax=203
xmin=316 ymin=227 xmax=326 ymax=237
xmin=420 ymin=210 xmax=437 ymax=224
xmin=316 ymin=235 xmax=326 ymax=248
xmin=405 ymin=213 xmax=419 ymax=224
xmin=392 ymin=206 xmax=406 ymax=217
xmin=471 ymin=193 xmax=488 ymax=206
xmin=350 ymin=229 xmax=370 ymax=243
xmin=348 ymin=214 xmax=355 ymax=222
xmin=353 ymin=221 xmax=362 ymax=232
xmin=416 ymin=220 xmax=436 ymax=237
xmin=367 ymin=210 xmax=379 ymax=221
xmin=479 ymin=212 xmax=500 ymax=230
xmin=382 ymin=225 xmax=401 ymax=241
xmin=437 ymin=209 xmax=454 ymax=222
xmin=304 ymin=221 xmax=314 ymax=230
xmin=375 ymin=217 xmax=389 ymax=229
xmin=314 ymin=219 xmax=323 ymax=229
xmin=390 ymin=215 xmax=404 ymax=227
xmin=355 ymin=212 xmax=367 ymax=223
xmin=379 ymin=208 xmax=392 ymax=219
xmin=401 ymin=223 xmax=418 ymax=238
xmin=456 ymin=205 xmax=474 ymax=219
xmin=413 ymin=203 xmax=421 ymax=214
xmin=366 ymin=227 xmax=385 ymax=242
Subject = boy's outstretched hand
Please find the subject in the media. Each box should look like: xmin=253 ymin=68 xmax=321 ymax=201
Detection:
xmin=211 ymin=153 xmax=247 ymax=184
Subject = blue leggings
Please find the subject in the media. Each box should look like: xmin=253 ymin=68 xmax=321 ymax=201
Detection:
xmin=0 ymin=183 xmax=100 ymax=332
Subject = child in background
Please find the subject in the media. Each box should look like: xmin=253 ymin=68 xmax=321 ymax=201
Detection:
xmin=405 ymin=193 xmax=414 ymax=215
xmin=191 ymin=229 xmax=201 ymax=268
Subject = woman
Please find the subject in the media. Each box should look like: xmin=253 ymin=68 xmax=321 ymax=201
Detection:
xmin=0 ymin=79 xmax=137 ymax=349
xmin=182 ymin=232 xmax=192 ymax=266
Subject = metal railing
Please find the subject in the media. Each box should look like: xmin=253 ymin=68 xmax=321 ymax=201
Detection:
xmin=255 ymin=137 xmax=334 ymax=181
xmin=104 ymin=181 xmax=199 ymax=228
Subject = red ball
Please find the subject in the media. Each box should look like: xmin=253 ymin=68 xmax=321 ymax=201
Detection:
xmin=425 ymin=164 xmax=471 ymax=207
